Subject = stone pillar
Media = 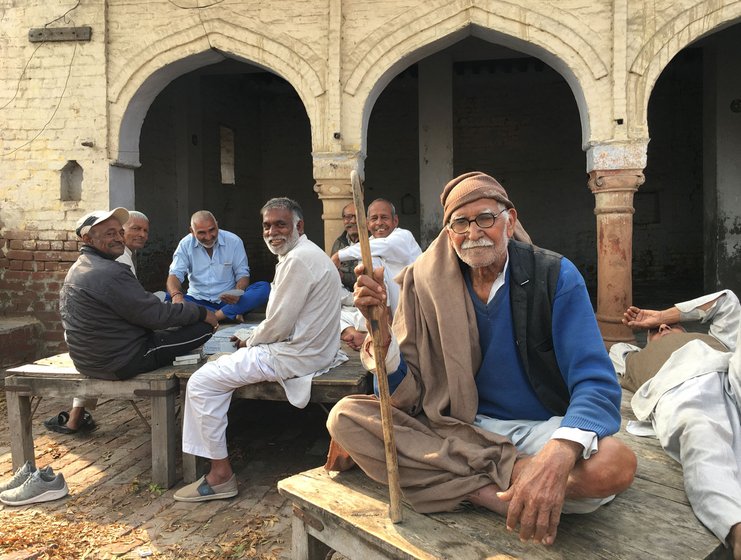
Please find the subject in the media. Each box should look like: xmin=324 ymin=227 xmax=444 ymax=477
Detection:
xmin=313 ymin=152 xmax=364 ymax=253
xmin=588 ymin=169 xmax=644 ymax=346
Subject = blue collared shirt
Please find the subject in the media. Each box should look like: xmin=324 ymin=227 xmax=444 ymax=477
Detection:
xmin=168 ymin=229 xmax=250 ymax=303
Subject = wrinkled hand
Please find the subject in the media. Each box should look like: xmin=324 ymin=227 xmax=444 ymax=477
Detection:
xmin=331 ymin=252 xmax=341 ymax=268
xmin=497 ymin=439 xmax=581 ymax=545
xmin=229 ymin=335 xmax=247 ymax=349
xmin=352 ymin=264 xmax=387 ymax=323
xmin=622 ymin=306 xmax=662 ymax=330
xmin=204 ymin=310 xmax=219 ymax=330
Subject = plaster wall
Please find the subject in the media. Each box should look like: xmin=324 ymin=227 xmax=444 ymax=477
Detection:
xmin=1 ymin=0 xmax=740 ymax=357
xmin=704 ymin=30 xmax=741 ymax=292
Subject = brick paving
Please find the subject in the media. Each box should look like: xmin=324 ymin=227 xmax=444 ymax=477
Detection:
xmin=0 ymin=386 xmax=335 ymax=559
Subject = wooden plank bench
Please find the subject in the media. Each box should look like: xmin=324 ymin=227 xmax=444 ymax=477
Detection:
xmin=3 ymin=353 xmax=193 ymax=489
xmin=277 ymin=392 xmax=728 ymax=560
xmin=176 ymin=349 xmax=370 ymax=482
xmin=4 ymin=349 xmax=370 ymax=489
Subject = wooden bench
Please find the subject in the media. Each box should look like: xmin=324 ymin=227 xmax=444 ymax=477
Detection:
xmin=277 ymin=393 xmax=727 ymax=560
xmin=176 ymin=350 xmax=370 ymax=482
xmin=4 ymin=350 xmax=370 ymax=488
xmin=4 ymin=353 xmax=193 ymax=489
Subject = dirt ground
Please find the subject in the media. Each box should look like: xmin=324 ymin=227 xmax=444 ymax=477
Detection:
xmin=0 ymin=385 xmax=337 ymax=559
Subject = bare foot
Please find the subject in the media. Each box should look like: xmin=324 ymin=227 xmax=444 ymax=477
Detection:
xmin=67 ymin=406 xmax=86 ymax=431
xmin=466 ymin=484 xmax=508 ymax=516
xmin=341 ymin=327 xmax=366 ymax=351
xmin=728 ymin=523 xmax=741 ymax=560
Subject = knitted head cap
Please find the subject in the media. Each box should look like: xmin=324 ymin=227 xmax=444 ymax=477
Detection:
xmin=440 ymin=172 xmax=514 ymax=225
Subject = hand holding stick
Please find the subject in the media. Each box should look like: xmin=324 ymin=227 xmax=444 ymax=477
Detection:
xmin=350 ymin=169 xmax=403 ymax=523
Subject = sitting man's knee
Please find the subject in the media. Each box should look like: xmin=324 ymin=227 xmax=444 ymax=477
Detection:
xmin=592 ymin=437 xmax=637 ymax=494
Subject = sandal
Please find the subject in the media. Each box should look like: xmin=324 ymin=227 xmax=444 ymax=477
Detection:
xmin=43 ymin=411 xmax=96 ymax=434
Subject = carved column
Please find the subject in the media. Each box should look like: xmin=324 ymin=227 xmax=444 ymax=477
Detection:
xmin=588 ymin=169 xmax=644 ymax=347
xmin=313 ymin=152 xmax=364 ymax=253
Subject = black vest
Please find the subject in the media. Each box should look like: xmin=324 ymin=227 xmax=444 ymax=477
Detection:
xmin=507 ymin=240 xmax=570 ymax=415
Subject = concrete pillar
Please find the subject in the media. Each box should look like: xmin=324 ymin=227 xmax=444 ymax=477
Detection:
xmin=588 ymin=169 xmax=644 ymax=346
xmin=313 ymin=152 xmax=364 ymax=253
xmin=418 ymin=53 xmax=453 ymax=246
xmin=109 ymin=163 xmax=136 ymax=209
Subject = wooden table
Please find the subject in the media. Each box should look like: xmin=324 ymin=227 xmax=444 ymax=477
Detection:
xmin=278 ymin=393 xmax=728 ymax=560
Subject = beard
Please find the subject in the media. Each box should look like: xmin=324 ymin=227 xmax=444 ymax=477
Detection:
xmin=454 ymin=236 xmax=508 ymax=269
xmin=264 ymin=227 xmax=300 ymax=256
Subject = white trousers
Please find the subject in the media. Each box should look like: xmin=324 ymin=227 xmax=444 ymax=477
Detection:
xmin=182 ymin=346 xmax=277 ymax=460
xmin=653 ymin=371 xmax=741 ymax=544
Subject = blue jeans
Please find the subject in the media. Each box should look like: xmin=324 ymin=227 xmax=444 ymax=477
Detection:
xmin=180 ymin=281 xmax=270 ymax=320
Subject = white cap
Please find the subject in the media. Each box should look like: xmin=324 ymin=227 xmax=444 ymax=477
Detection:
xmin=75 ymin=208 xmax=129 ymax=238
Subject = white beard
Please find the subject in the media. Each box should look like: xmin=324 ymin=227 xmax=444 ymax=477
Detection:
xmin=265 ymin=227 xmax=300 ymax=256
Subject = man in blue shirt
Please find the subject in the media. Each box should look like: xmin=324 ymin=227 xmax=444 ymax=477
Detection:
xmin=327 ymin=172 xmax=637 ymax=547
xmin=167 ymin=211 xmax=270 ymax=322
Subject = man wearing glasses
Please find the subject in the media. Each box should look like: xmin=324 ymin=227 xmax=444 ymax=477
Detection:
xmin=331 ymin=203 xmax=360 ymax=291
xmin=327 ymin=172 xmax=636 ymax=546
xmin=611 ymin=291 xmax=741 ymax=558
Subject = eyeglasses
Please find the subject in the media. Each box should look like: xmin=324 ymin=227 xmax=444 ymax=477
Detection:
xmin=448 ymin=210 xmax=506 ymax=234
xmin=342 ymin=214 xmax=356 ymax=222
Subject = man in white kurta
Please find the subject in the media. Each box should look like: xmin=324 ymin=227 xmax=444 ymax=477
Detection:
xmin=331 ymin=198 xmax=422 ymax=349
xmin=175 ymin=198 xmax=346 ymax=502
xmin=610 ymin=290 xmax=741 ymax=557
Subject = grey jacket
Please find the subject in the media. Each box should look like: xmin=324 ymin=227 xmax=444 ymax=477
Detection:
xmin=60 ymin=245 xmax=207 ymax=377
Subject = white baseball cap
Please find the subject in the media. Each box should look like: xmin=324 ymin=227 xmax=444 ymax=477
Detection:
xmin=75 ymin=208 xmax=129 ymax=238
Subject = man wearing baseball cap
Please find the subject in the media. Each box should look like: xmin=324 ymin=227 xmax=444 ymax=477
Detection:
xmin=46 ymin=208 xmax=218 ymax=434
xmin=327 ymin=172 xmax=636 ymax=546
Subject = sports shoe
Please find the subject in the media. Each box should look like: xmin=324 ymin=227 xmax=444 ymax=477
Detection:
xmin=0 ymin=462 xmax=54 ymax=493
xmin=0 ymin=469 xmax=69 ymax=506
xmin=173 ymin=474 xmax=238 ymax=502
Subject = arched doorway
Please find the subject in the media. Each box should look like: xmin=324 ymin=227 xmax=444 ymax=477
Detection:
xmin=638 ymin=21 xmax=741 ymax=306
xmin=130 ymin=59 xmax=316 ymax=291
xmin=363 ymin=36 xmax=593 ymax=290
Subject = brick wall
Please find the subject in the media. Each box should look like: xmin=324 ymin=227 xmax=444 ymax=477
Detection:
xmin=0 ymin=229 xmax=77 ymax=357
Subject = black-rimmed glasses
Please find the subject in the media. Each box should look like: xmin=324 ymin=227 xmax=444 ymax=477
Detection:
xmin=448 ymin=210 xmax=506 ymax=234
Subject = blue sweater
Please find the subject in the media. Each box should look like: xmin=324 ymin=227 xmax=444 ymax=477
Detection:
xmin=381 ymin=257 xmax=621 ymax=439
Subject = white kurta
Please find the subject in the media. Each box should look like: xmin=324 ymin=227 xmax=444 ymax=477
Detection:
xmin=182 ymin=234 xmax=347 ymax=460
xmin=610 ymin=290 xmax=741 ymax=544
xmin=116 ymin=246 xmax=136 ymax=276
xmin=337 ymin=227 xmax=421 ymax=312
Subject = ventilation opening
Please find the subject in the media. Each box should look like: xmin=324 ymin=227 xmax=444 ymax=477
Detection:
xmin=220 ymin=125 xmax=236 ymax=185
xmin=61 ymin=160 xmax=83 ymax=201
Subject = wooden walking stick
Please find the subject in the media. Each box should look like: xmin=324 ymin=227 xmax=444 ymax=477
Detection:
xmin=350 ymin=169 xmax=403 ymax=523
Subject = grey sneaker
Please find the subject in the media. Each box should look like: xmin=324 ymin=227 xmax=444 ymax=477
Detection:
xmin=0 ymin=469 xmax=68 ymax=506
xmin=0 ymin=462 xmax=54 ymax=493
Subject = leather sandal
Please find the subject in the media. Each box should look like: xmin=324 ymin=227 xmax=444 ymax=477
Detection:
xmin=43 ymin=411 xmax=96 ymax=434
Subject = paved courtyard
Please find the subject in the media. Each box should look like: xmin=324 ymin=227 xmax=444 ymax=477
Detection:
xmin=0 ymin=386 xmax=334 ymax=559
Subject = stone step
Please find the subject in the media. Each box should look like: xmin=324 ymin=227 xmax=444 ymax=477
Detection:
xmin=0 ymin=316 xmax=43 ymax=371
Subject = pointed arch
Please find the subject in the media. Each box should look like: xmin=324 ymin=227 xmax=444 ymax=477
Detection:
xmin=108 ymin=19 xmax=325 ymax=167
xmin=342 ymin=0 xmax=609 ymax=152
xmin=629 ymin=1 xmax=741 ymax=136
